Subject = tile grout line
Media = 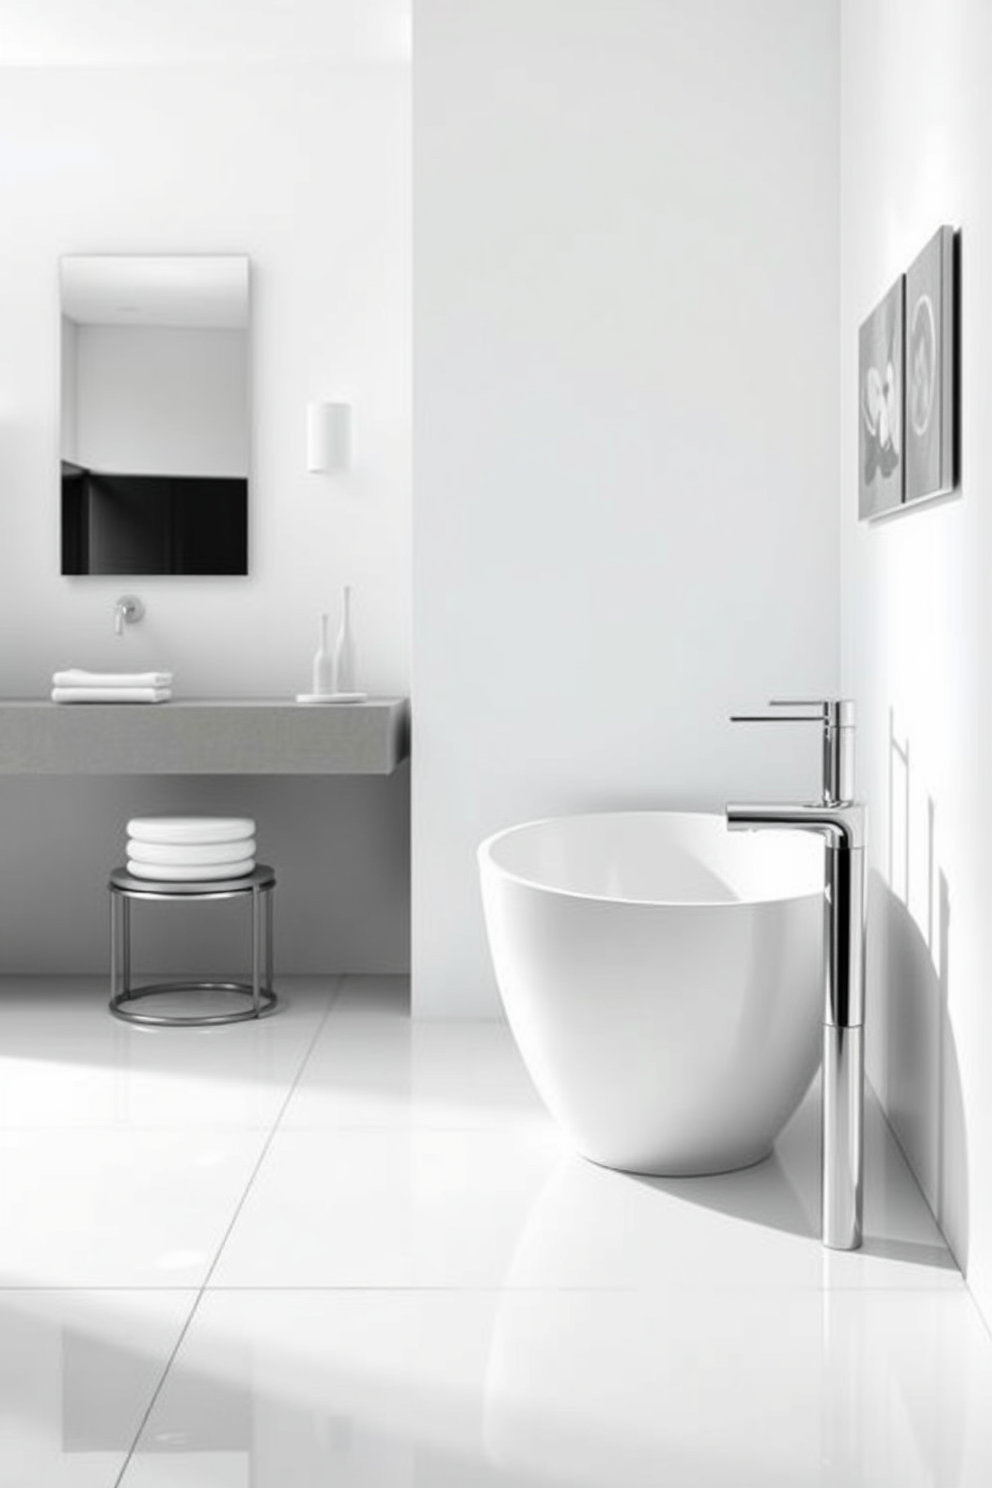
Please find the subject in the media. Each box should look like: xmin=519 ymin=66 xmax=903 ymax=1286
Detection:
xmin=113 ymin=974 xmax=346 ymax=1487
xmin=198 ymin=975 xmax=347 ymax=1290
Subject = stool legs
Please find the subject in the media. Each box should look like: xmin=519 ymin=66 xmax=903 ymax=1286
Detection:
xmin=251 ymin=883 xmax=262 ymax=1017
xmin=265 ymin=886 xmax=274 ymax=998
xmin=110 ymin=890 xmax=118 ymax=1002
xmin=108 ymin=876 xmax=277 ymax=1027
xmin=110 ymin=891 xmax=133 ymax=1002
xmin=122 ymin=894 xmax=132 ymax=995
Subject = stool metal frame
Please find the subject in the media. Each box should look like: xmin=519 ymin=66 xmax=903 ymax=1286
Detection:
xmin=109 ymin=864 xmax=277 ymax=1026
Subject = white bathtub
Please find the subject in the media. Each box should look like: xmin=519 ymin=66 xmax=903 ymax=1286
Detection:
xmin=478 ymin=811 xmax=825 ymax=1175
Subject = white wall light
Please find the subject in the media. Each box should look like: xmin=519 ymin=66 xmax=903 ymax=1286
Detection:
xmin=307 ymin=401 xmax=351 ymax=472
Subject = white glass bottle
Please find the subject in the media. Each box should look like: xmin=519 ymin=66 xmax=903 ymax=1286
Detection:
xmin=312 ymin=612 xmax=333 ymax=696
xmin=332 ymin=584 xmax=357 ymax=693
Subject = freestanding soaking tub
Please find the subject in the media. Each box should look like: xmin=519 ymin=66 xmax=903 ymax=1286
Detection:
xmin=478 ymin=811 xmax=825 ymax=1175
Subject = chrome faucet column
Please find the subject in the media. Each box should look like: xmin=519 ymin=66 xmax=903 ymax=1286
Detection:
xmin=822 ymin=834 xmax=865 ymax=1249
xmin=726 ymin=700 xmax=867 ymax=1251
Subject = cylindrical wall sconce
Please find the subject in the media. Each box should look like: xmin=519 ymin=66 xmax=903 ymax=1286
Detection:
xmin=307 ymin=401 xmax=351 ymax=472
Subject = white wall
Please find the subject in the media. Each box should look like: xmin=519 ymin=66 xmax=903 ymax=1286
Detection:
xmin=0 ymin=60 xmax=410 ymax=973
xmin=841 ymin=0 xmax=992 ymax=1326
xmin=0 ymin=63 xmax=409 ymax=696
xmin=73 ymin=325 xmax=248 ymax=477
xmin=413 ymin=0 xmax=841 ymax=1014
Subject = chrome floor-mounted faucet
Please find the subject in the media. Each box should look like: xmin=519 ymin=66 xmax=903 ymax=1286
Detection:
xmin=726 ymin=700 xmax=866 ymax=1251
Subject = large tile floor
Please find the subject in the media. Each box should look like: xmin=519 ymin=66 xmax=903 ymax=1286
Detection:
xmin=1 ymin=975 xmax=991 ymax=1486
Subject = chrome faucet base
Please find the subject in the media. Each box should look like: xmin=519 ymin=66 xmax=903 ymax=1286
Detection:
xmin=822 ymin=1023 xmax=864 ymax=1250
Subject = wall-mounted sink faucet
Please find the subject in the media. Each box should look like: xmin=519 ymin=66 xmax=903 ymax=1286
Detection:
xmin=726 ymin=699 xmax=867 ymax=1251
xmin=114 ymin=595 xmax=145 ymax=638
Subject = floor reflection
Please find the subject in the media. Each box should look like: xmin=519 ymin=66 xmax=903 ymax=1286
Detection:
xmin=0 ymin=1290 xmax=193 ymax=1481
xmin=114 ymin=1282 xmax=992 ymax=1487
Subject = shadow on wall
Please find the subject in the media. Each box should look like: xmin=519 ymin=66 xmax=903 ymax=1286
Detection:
xmin=869 ymin=708 xmax=969 ymax=1273
xmin=0 ymin=769 xmax=411 ymax=977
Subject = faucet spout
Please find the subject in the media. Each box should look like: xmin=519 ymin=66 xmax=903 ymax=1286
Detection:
xmin=727 ymin=800 xmax=865 ymax=850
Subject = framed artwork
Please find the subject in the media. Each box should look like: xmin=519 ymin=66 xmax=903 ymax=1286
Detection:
xmin=905 ymin=225 xmax=955 ymax=504
xmin=858 ymin=277 xmax=904 ymax=520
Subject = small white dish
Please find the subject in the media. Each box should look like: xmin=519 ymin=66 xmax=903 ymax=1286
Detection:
xmin=295 ymin=692 xmax=368 ymax=705
xmin=127 ymin=816 xmax=255 ymax=845
xmin=126 ymin=857 xmax=256 ymax=881
xmin=127 ymin=838 xmax=256 ymax=866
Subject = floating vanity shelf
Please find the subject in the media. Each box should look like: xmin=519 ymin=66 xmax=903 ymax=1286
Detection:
xmin=0 ymin=699 xmax=409 ymax=775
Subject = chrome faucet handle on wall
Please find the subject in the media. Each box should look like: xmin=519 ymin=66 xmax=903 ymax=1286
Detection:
xmin=114 ymin=595 xmax=145 ymax=638
xmin=730 ymin=698 xmax=856 ymax=806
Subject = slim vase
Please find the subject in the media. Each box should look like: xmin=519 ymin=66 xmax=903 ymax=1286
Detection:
xmin=312 ymin=613 xmax=333 ymax=696
xmin=333 ymin=585 xmax=357 ymax=693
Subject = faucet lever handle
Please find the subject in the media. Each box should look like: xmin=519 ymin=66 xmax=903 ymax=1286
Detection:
xmin=768 ymin=698 xmax=828 ymax=712
xmin=770 ymin=698 xmax=855 ymax=727
xmin=730 ymin=699 xmax=856 ymax=805
xmin=731 ymin=699 xmax=854 ymax=726
xmin=731 ymin=701 xmax=830 ymax=723
xmin=113 ymin=594 xmax=145 ymax=638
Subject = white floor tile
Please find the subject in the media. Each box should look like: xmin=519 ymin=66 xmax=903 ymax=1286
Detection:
xmin=211 ymin=1125 xmax=566 ymax=1290
xmin=211 ymin=1082 xmax=959 ymax=1292
xmin=2 ymin=975 xmax=989 ymax=1488
xmin=0 ymin=1288 xmax=194 ymax=1487
xmin=281 ymin=1015 xmax=551 ymax=1132
xmin=0 ymin=1129 xmax=267 ymax=1287
xmin=119 ymin=1286 xmax=992 ymax=1487
xmin=498 ymin=1084 xmax=962 ymax=1292
xmin=0 ymin=977 xmax=336 ymax=1130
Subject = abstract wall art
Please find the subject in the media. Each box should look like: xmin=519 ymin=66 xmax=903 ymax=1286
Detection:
xmin=905 ymin=225 xmax=956 ymax=505
xmin=858 ymin=277 xmax=904 ymax=520
xmin=858 ymin=225 xmax=957 ymax=521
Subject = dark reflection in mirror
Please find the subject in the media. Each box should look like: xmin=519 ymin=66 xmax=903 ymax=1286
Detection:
xmin=61 ymin=471 xmax=247 ymax=575
xmin=60 ymin=255 xmax=250 ymax=576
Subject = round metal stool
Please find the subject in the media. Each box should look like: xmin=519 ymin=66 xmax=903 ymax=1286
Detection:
xmin=109 ymin=864 xmax=277 ymax=1026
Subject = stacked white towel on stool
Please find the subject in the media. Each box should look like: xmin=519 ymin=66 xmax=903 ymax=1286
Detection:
xmin=126 ymin=816 xmax=256 ymax=881
xmin=51 ymin=669 xmax=173 ymax=703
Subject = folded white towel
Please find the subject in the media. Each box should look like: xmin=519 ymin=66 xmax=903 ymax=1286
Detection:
xmin=126 ymin=857 xmax=255 ymax=882
xmin=51 ymin=687 xmax=172 ymax=704
xmin=52 ymin=669 xmax=174 ymax=688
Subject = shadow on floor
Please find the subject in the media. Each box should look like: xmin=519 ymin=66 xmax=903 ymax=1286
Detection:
xmin=628 ymin=1093 xmax=957 ymax=1273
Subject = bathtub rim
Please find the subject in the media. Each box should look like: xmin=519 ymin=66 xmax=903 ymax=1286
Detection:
xmin=478 ymin=809 xmax=825 ymax=910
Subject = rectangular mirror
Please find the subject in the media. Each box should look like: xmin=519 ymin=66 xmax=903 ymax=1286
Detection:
xmin=60 ymin=254 xmax=250 ymax=575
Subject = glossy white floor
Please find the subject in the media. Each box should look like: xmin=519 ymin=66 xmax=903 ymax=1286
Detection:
xmin=1 ymin=975 xmax=991 ymax=1486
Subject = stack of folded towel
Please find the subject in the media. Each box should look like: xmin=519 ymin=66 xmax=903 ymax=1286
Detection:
xmin=126 ymin=816 xmax=257 ymax=882
xmin=51 ymin=669 xmax=173 ymax=703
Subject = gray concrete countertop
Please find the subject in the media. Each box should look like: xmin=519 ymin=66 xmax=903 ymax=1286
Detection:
xmin=0 ymin=698 xmax=410 ymax=774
